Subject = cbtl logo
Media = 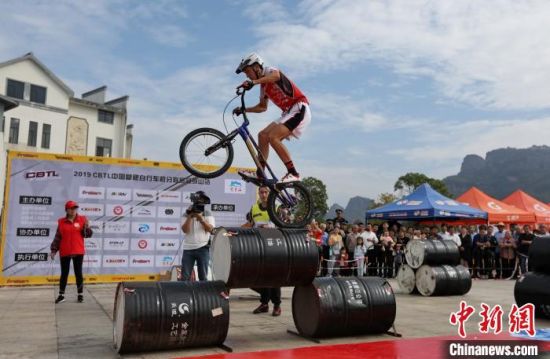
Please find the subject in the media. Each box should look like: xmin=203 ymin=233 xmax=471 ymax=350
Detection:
xmin=24 ymin=170 xmax=59 ymax=179
xmin=165 ymin=209 xmax=174 ymax=215
xmin=113 ymin=206 xmax=124 ymax=215
xmin=138 ymin=240 xmax=148 ymax=249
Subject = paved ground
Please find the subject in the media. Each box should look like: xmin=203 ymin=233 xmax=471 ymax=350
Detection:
xmin=0 ymin=279 xmax=548 ymax=359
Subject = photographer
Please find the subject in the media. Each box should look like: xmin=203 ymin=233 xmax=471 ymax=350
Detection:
xmin=181 ymin=191 xmax=215 ymax=281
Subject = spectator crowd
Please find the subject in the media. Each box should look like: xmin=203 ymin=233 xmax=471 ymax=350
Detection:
xmin=307 ymin=209 xmax=549 ymax=280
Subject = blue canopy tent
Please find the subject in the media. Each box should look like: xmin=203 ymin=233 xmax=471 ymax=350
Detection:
xmin=366 ymin=183 xmax=487 ymax=222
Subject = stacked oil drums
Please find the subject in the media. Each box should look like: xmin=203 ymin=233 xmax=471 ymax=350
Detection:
xmin=514 ymin=235 xmax=550 ymax=318
xmin=212 ymin=227 xmax=397 ymax=339
xmin=398 ymin=239 xmax=471 ymax=296
xmin=113 ymin=227 xmax=397 ymax=354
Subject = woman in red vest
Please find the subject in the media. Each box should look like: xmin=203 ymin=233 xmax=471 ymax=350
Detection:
xmin=50 ymin=201 xmax=93 ymax=303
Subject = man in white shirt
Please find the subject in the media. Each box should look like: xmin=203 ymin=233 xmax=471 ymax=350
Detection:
xmin=181 ymin=205 xmax=215 ymax=281
xmin=447 ymin=226 xmax=462 ymax=247
xmin=360 ymin=224 xmax=378 ymax=276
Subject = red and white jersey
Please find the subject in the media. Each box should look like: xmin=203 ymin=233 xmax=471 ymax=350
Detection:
xmin=260 ymin=67 xmax=308 ymax=112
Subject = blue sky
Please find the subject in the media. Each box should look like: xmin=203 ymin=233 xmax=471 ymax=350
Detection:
xmin=2 ymin=0 xmax=550 ymax=206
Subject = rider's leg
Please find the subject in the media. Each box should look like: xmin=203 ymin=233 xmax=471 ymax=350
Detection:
xmin=265 ymin=124 xmax=298 ymax=176
xmin=258 ymin=122 xmax=277 ymax=171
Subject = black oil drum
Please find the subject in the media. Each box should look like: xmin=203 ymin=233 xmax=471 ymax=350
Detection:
xmin=292 ymin=277 xmax=396 ymax=338
xmin=211 ymin=227 xmax=319 ymax=288
xmin=113 ymin=281 xmax=230 ymax=354
xmin=514 ymin=272 xmax=550 ymax=319
xmin=405 ymin=239 xmax=460 ymax=269
xmin=529 ymin=236 xmax=550 ymax=274
xmin=415 ymin=265 xmax=471 ymax=296
xmin=396 ymin=264 xmax=417 ymax=294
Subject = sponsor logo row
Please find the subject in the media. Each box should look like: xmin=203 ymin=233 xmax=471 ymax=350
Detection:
xmin=17 ymin=222 xmax=181 ymax=236
xmin=79 ymin=204 xmax=183 ymax=219
xmin=13 ymin=252 xmax=178 ymax=268
xmin=85 ymin=238 xmax=180 ymax=251
xmin=79 ymin=187 xmax=194 ymax=202
xmin=85 ymin=255 xmax=179 ymax=268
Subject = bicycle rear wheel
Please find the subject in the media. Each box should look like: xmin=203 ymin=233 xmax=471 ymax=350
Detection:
xmin=267 ymin=181 xmax=313 ymax=229
xmin=179 ymin=128 xmax=234 ymax=179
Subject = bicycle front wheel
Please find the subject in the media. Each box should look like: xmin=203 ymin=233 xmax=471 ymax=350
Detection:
xmin=267 ymin=181 xmax=313 ymax=229
xmin=179 ymin=128 xmax=234 ymax=178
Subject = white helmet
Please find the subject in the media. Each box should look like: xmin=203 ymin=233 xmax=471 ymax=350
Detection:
xmin=236 ymin=53 xmax=264 ymax=74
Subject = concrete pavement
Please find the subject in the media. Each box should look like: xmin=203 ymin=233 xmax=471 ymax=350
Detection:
xmin=0 ymin=279 xmax=548 ymax=358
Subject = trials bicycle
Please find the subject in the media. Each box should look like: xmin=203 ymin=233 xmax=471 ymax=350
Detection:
xmin=179 ymin=86 xmax=313 ymax=229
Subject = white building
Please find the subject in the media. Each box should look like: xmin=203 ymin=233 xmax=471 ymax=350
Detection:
xmin=0 ymin=52 xmax=133 ymax=208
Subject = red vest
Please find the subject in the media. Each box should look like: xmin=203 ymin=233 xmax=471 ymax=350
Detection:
xmin=57 ymin=214 xmax=87 ymax=257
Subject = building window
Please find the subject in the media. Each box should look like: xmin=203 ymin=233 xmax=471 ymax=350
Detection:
xmin=27 ymin=121 xmax=38 ymax=147
xmin=96 ymin=137 xmax=112 ymax=157
xmin=7 ymin=79 xmax=25 ymax=100
xmin=30 ymin=84 xmax=47 ymax=104
xmin=9 ymin=118 xmax=20 ymax=144
xmin=98 ymin=109 xmax=114 ymax=124
xmin=41 ymin=123 xmax=51 ymax=149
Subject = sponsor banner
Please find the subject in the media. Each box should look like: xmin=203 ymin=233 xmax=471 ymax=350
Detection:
xmin=23 ymin=170 xmax=61 ymax=181
xmin=211 ymin=203 xmax=236 ymax=212
xmin=15 ymin=253 xmax=49 ymax=261
xmin=103 ymin=255 xmax=129 ymax=268
xmin=157 ymin=206 xmax=181 ymax=219
xmin=85 ymin=237 xmax=103 ymax=251
xmin=83 ymin=255 xmax=102 ymax=268
xmin=1 ymin=151 xmax=255 ymax=285
xmin=19 ymin=196 xmax=52 ymax=205
xmin=156 ymin=238 xmax=180 ymax=251
xmin=131 ymin=222 xmax=156 ymax=235
xmin=130 ymin=255 xmax=155 ymax=267
xmin=156 ymin=254 xmax=179 ymax=267
xmin=224 ymin=179 xmax=246 ymax=194
xmin=131 ymin=206 xmax=156 ymax=218
xmin=104 ymin=221 xmax=130 ymax=234
xmin=79 ymin=186 xmax=105 ymax=199
xmin=106 ymin=188 xmax=131 ymax=201
xmin=103 ymin=238 xmax=130 ymax=251
xmin=79 ymin=203 xmax=105 ymax=217
xmin=133 ymin=189 xmax=157 ymax=201
xmin=89 ymin=221 xmax=104 ymax=234
xmin=182 ymin=191 xmax=192 ymax=204
xmin=157 ymin=223 xmax=180 ymax=236
xmin=158 ymin=191 xmax=181 ymax=203
xmin=130 ymin=238 xmax=155 ymax=251
xmin=106 ymin=204 xmax=131 ymax=217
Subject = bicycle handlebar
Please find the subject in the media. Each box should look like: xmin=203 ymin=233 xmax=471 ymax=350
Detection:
xmin=235 ymin=86 xmax=250 ymax=126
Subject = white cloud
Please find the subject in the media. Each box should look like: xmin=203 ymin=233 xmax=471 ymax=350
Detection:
xmin=145 ymin=24 xmax=191 ymax=48
xmin=251 ymin=0 xmax=550 ymax=110
xmin=389 ymin=116 xmax=550 ymax=164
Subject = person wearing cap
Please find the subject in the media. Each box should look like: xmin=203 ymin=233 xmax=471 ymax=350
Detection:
xmin=50 ymin=201 xmax=93 ymax=303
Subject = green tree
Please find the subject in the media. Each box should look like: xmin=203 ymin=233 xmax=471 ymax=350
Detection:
xmin=369 ymin=192 xmax=398 ymax=209
xmin=301 ymin=176 xmax=329 ymax=222
xmin=394 ymin=172 xmax=453 ymax=197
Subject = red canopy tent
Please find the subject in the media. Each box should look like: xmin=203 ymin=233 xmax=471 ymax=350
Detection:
xmin=502 ymin=190 xmax=550 ymax=224
xmin=456 ymin=187 xmax=535 ymax=224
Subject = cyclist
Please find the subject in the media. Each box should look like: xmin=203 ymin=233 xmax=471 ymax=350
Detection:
xmin=234 ymin=53 xmax=311 ymax=182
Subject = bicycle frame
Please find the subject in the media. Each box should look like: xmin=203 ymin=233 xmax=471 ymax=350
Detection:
xmin=231 ymin=87 xmax=279 ymax=183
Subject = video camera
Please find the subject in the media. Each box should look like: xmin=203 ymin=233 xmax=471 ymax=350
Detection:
xmin=186 ymin=191 xmax=211 ymax=215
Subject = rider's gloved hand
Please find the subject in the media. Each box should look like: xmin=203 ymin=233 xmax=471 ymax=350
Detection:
xmin=232 ymin=106 xmax=243 ymax=116
xmin=241 ymin=80 xmax=254 ymax=90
